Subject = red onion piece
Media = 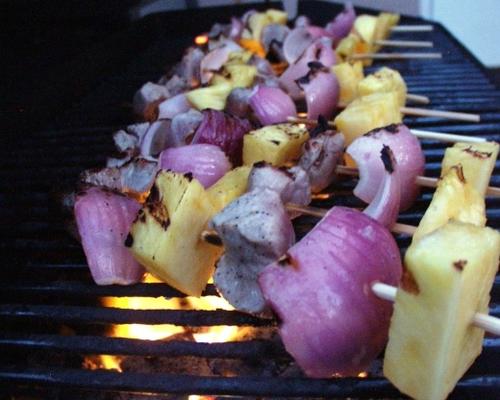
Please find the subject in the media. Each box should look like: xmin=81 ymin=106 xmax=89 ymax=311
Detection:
xmin=229 ymin=17 xmax=244 ymax=39
xmin=279 ymin=38 xmax=336 ymax=99
xmin=298 ymin=68 xmax=340 ymax=120
xmin=282 ymin=27 xmax=314 ymax=64
xmin=157 ymin=93 xmax=191 ymax=120
xmin=74 ymin=187 xmax=144 ymax=285
xmin=249 ymin=86 xmax=297 ymax=125
xmin=363 ymin=146 xmax=401 ymax=228
xmin=191 ymin=109 xmax=252 ymax=165
xmin=139 ymin=120 xmax=171 ymax=157
xmin=346 ymin=124 xmax=425 ymax=211
xmin=225 ymin=88 xmax=253 ymax=118
xmin=307 ymin=25 xmax=330 ymax=39
xmin=259 ymin=206 xmax=402 ymax=377
xmin=294 ymin=15 xmax=311 ymax=28
xmin=325 ymin=2 xmax=356 ymax=45
xmin=159 ymin=144 xmax=231 ymax=188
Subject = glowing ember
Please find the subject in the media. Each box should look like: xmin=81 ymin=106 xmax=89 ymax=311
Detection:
xmin=358 ymin=371 xmax=368 ymax=378
xmin=195 ymin=35 xmax=209 ymax=46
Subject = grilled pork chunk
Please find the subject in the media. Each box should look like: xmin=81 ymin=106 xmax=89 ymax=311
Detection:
xmin=211 ymin=189 xmax=295 ymax=313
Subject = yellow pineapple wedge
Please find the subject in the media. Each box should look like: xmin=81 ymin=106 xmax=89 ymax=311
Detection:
xmin=374 ymin=12 xmax=400 ymax=44
xmin=127 ymin=171 xmax=222 ymax=296
xmin=248 ymin=9 xmax=287 ymax=40
xmin=384 ymin=221 xmax=500 ymax=400
xmin=243 ymin=123 xmax=309 ymax=167
xmin=333 ymin=92 xmax=402 ymax=145
xmin=207 ymin=166 xmax=251 ymax=211
xmin=186 ymin=82 xmax=232 ymax=111
xmin=353 ymin=14 xmax=378 ymax=44
xmin=331 ymin=61 xmax=365 ymax=107
xmin=357 ymin=67 xmax=407 ymax=107
xmin=441 ymin=141 xmax=499 ymax=197
xmin=211 ymin=64 xmax=257 ymax=89
xmin=413 ymin=165 xmax=486 ymax=242
xmin=336 ymin=33 xmax=373 ymax=66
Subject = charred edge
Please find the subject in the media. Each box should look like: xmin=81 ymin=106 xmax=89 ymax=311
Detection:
xmin=202 ymin=231 xmax=223 ymax=247
xmin=401 ymin=267 xmax=420 ymax=295
xmin=184 ymin=172 xmax=194 ymax=181
xmin=295 ymin=74 xmax=310 ymax=86
xmin=453 ymin=259 xmax=467 ymax=272
xmin=462 ymin=146 xmax=493 ymax=159
xmin=270 ymin=140 xmax=281 ymax=145
xmin=278 ymin=166 xmax=294 ymax=178
xmin=266 ymin=40 xmax=283 ymax=63
xmin=133 ymin=209 xmax=147 ymax=224
xmin=148 ymin=184 xmax=160 ymax=203
xmin=253 ymin=161 xmax=268 ymax=169
xmin=451 ymin=164 xmax=466 ymax=183
xmin=365 ymin=123 xmax=400 ymax=137
xmin=307 ymin=61 xmax=325 ymax=71
xmin=277 ymin=252 xmax=298 ymax=269
xmin=143 ymin=97 xmax=164 ymax=122
xmin=310 ymin=114 xmax=329 ymax=137
xmin=381 ymin=145 xmax=395 ymax=173
xmin=124 ymin=233 xmax=134 ymax=248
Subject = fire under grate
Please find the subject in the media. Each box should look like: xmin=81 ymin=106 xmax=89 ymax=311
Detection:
xmin=1 ymin=1 xmax=500 ymax=399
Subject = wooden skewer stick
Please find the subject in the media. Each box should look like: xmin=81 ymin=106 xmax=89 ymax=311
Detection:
xmin=287 ymin=117 xmax=487 ymax=144
xmin=405 ymin=93 xmax=430 ymax=104
xmin=391 ymin=25 xmax=434 ymax=32
xmin=349 ymin=52 xmax=442 ymax=60
xmin=375 ymin=39 xmax=433 ymax=48
xmin=335 ymin=166 xmax=500 ymax=197
xmin=372 ymin=282 xmax=500 ymax=336
xmin=401 ymin=106 xmax=480 ymax=123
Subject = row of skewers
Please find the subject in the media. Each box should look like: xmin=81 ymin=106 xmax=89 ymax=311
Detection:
xmin=71 ymin=5 xmax=499 ymax=400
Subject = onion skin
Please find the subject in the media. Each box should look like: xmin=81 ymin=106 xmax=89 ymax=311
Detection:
xmin=75 ymin=187 xmax=144 ymax=285
xmin=279 ymin=38 xmax=336 ymax=100
xmin=346 ymin=124 xmax=425 ymax=211
xmin=325 ymin=2 xmax=356 ymax=45
xmin=363 ymin=145 xmax=401 ymax=228
xmin=159 ymin=144 xmax=231 ymax=188
xmin=191 ymin=109 xmax=252 ymax=165
xmin=298 ymin=68 xmax=340 ymax=120
xmin=249 ymin=86 xmax=297 ymax=125
xmin=259 ymin=206 xmax=402 ymax=377
xmin=283 ymin=27 xmax=314 ymax=64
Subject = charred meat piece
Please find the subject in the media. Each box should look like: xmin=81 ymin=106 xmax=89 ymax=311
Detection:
xmin=211 ymin=189 xmax=295 ymax=314
xmin=298 ymin=130 xmax=345 ymax=193
xmin=247 ymin=162 xmax=311 ymax=209
xmin=133 ymin=82 xmax=170 ymax=120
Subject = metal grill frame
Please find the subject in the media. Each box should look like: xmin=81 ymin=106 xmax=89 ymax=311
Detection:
xmin=1 ymin=1 xmax=500 ymax=398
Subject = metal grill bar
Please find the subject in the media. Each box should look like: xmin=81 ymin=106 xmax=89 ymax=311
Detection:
xmin=1 ymin=368 xmax=499 ymax=398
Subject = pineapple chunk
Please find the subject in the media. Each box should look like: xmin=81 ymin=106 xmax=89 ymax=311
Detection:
xmin=248 ymin=10 xmax=287 ymax=41
xmin=265 ymin=9 xmax=287 ymax=25
xmin=208 ymin=166 xmax=251 ymax=211
xmin=357 ymin=67 xmax=407 ymax=107
xmin=384 ymin=221 xmax=500 ymax=400
xmin=353 ymin=14 xmax=378 ymax=44
xmin=333 ymin=92 xmax=402 ymax=145
xmin=243 ymin=123 xmax=309 ymax=167
xmin=413 ymin=165 xmax=486 ymax=242
xmin=211 ymin=64 xmax=257 ymax=89
xmin=441 ymin=141 xmax=499 ymax=197
xmin=331 ymin=61 xmax=365 ymax=107
xmin=374 ymin=12 xmax=400 ymax=43
xmin=127 ymin=171 xmax=222 ymax=296
xmin=336 ymin=33 xmax=374 ymax=66
xmin=186 ymin=83 xmax=232 ymax=111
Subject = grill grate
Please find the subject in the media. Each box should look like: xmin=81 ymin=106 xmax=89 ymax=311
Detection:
xmin=1 ymin=1 xmax=499 ymax=398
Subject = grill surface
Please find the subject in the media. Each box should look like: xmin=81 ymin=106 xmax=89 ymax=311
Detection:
xmin=1 ymin=1 xmax=500 ymax=398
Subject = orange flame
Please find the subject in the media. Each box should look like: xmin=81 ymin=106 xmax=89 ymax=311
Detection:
xmin=94 ymin=274 xmax=245 ymax=371
xmin=195 ymin=35 xmax=209 ymax=46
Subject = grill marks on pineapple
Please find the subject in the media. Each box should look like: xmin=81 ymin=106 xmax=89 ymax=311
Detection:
xmin=401 ymin=266 xmax=420 ymax=295
xmin=453 ymin=259 xmax=468 ymax=272
xmin=462 ymin=146 xmax=493 ymax=159
xmin=450 ymin=164 xmax=466 ymax=183
xmin=144 ymin=183 xmax=170 ymax=230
